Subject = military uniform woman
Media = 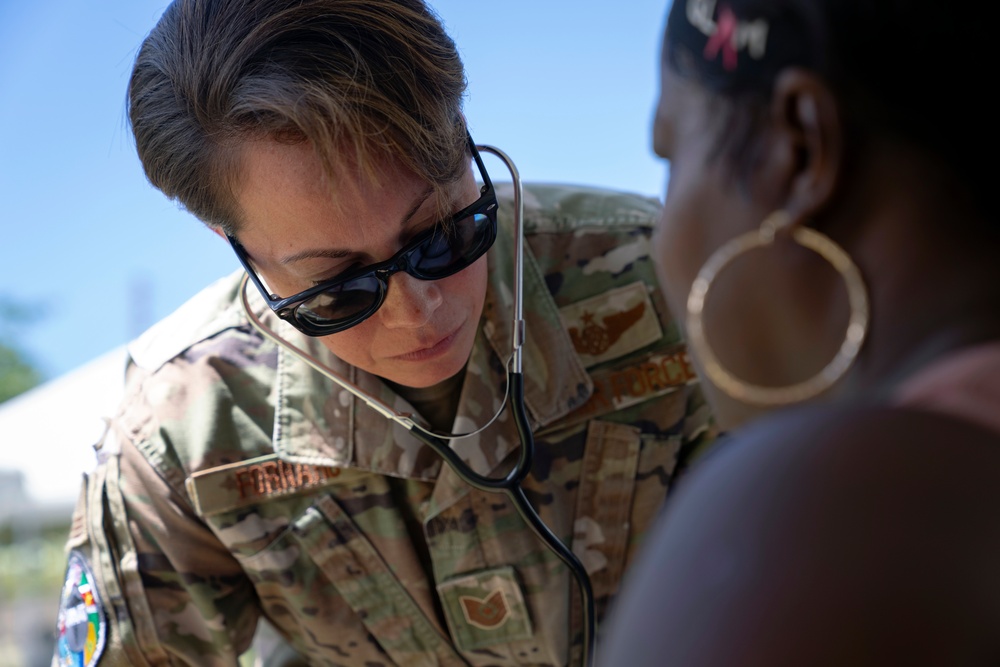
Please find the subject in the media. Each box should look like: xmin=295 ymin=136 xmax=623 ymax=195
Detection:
xmin=51 ymin=1 xmax=713 ymax=665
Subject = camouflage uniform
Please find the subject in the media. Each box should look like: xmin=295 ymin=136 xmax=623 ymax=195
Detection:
xmin=55 ymin=183 xmax=714 ymax=666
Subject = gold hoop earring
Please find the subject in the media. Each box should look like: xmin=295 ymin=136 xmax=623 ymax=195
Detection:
xmin=685 ymin=210 xmax=870 ymax=407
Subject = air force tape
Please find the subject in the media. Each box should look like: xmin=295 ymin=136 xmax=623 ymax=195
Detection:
xmin=54 ymin=550 xmax=107 ymax=667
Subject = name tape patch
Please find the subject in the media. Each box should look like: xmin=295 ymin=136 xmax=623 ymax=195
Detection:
xmin=572 ymin=348 xmax=699 ymax=422
xmin=186 ymin=453 xmax=349 ymax=516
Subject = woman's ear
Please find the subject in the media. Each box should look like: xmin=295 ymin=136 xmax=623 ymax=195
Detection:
xmin=210 ymin=226 xmax=227 ymax=241
xmin=768 ymin=68 xmax=844 ymax=225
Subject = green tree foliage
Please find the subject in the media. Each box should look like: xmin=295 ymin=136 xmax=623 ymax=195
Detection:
xmin=0 ymin=298 xmax=44 ymax=404
xmin=0 ymin=343 xmax=42 ymax=403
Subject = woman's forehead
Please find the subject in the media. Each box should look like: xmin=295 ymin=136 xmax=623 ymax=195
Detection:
xmin=233 ymin=140 xmax=428 ymax=242
xmin=232 ymin=138 xmax=476 ymax=257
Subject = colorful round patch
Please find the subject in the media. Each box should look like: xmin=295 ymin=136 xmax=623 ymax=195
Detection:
xmin=54 ymin=550 xmax=106 ymax=667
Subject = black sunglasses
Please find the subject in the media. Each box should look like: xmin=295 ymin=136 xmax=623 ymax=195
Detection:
xmin=229 ymin=138 xmax=498 ymax=337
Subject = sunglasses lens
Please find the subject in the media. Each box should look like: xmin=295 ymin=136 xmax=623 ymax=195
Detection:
xmin=294 ymin=274 xmax=381 ymax=332
xmin=288 ymin=202 xmax=495 ymax=334
xmin=410 ymin=211 xmax=495 ymax=279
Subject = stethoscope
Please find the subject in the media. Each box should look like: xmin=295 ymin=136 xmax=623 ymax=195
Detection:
xmin=239 ymin=145 xmax=597 ymax=666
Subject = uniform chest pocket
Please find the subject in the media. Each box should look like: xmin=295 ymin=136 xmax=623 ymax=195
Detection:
xmin=570 ymin=419 xmax=683 ymax=619
xmin=217 ymin=492 xmax=466 ymax=667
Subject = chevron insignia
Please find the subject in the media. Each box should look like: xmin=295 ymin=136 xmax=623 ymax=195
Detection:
xmin=459 ymin=589 xmax=510 ymax=630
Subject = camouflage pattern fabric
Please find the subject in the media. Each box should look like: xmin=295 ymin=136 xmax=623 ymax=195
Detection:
xmin=56 ymin=183 xmax=716 ymax=666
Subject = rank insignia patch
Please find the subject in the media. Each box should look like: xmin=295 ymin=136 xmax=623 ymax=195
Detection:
xmin=460 ymin=589 xmax=509 ymax=629
xmin=438 ymin=566 xmax=533 ymax=650
xmin=54 ymin=550 xmax=106 ymax=667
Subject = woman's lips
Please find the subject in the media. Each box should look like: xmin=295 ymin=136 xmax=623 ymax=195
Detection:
xmin=390 ymin=325 xmax=462 ymax=362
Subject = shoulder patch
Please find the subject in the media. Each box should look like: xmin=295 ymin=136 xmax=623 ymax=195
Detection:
xmin=559 ymin=281 xmax=663 ymax=368
xmin=54 ymin=550 xmax=107 ymax=667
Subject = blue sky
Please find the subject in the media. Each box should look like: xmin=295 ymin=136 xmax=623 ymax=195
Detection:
xmin=0 ymin=0 xmax=671 ymax=381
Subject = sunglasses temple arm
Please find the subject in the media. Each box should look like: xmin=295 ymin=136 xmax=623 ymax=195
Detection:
xmin=238 ymin=276 xmax=419 ymax=429
xmin=476 ymin=144 xmax=525 ymax=373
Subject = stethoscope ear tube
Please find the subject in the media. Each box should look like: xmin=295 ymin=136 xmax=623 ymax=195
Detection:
xmin=477 ymin=145 xmax=525 ymax=375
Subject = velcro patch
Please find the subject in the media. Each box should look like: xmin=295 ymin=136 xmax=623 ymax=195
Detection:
xmin=560 ymin=347 xmax=698 ymax=428
xmin=437 ymin=566 xmax=533 ymax=650
xmin=54 ymin=550 xmax=106 ymax=667
xmin=186 ymin=453 xmax=354 ymax=516
xmin=559 ymin=281 xmax=664 ymax=368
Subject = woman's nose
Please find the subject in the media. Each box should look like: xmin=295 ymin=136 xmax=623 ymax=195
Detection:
xmin=377 ymin=271 xmax=444 ymax=329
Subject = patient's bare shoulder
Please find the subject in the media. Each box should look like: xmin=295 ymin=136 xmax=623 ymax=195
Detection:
xmin=601 ymin=404 xmax=1000 ymax=667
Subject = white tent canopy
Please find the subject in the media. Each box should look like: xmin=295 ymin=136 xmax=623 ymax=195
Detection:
xmin=0 ymin=346 xmax=128 ymax=507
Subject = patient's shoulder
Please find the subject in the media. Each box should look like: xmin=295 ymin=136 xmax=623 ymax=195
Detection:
xmin=602 ymin=404 xmax=1000 ymax=666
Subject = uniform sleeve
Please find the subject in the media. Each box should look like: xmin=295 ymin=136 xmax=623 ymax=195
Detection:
xmin=53 ymin=422 xmax=260 ymax=666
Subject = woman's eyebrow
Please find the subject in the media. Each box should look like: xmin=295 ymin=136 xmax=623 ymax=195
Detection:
xmin=278 ymin=186 xmax=435 ymax=265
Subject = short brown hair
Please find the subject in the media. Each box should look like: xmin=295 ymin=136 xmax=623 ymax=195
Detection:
xmin=128 ymin=0 xmax=469 ymax=234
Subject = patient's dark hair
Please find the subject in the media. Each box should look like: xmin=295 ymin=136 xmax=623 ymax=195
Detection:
xmin=664 ymin=0 xmax=992 ymax=218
